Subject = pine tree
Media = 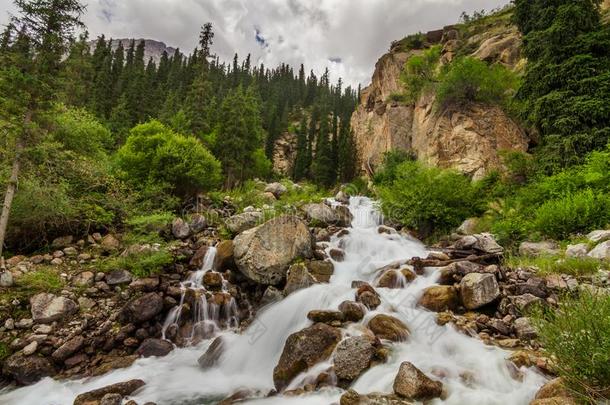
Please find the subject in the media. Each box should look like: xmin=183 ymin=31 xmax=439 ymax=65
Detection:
xmin=60 ymin=31 xmax=92 ymax=106
xmin=293 ymin=114 xmax=310 ymax=180
xmin=312 ymin=111 xmax=336 ymax=187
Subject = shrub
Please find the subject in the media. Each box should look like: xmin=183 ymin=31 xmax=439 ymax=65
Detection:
xmin=115 ymin=120 xmax=222 ymax=199
xmin=123 ymin=212 xmax=174 ymax=245
xmin=52 ymin=105 xmax=112 ymax=157
xmin=436 ymin=57 xmax=519 ymax=108
xmin=531 ymin=292 xmax=610 ymax=401
xmin=373 ymin=150 xmax=415 ymax=186
xmin=400 ymin=46 xmax=441 ymax=102
xmin=396 ymin=33 xmax=426 ymax=51
xmin=377 ymin=161 xmax=482 ymax=237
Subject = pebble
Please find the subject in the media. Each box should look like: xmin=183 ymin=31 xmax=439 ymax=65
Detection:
xmin=22 ymin=341 xmax=38 ymax=356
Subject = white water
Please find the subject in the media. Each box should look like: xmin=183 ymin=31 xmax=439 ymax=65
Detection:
xmin=0 ymin=197 xmax=546 ymax=404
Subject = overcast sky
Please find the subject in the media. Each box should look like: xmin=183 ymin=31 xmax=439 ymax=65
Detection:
xmin=0 ymin=0 xmax=509 ymax=87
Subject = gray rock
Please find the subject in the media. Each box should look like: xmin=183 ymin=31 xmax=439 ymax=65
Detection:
xmin=22 ymin=341 xmax=37 ymax=356
xmin=459 ymin=273 xmax=500 ymax=310
xmin=63 ymin=247 xmax=78 ymax=257
xmin=588 ymin=241 xmax=610 ymax=260
xmin=101 ymin=234 xmax=120 ymax=251
xmin=340 ymin=390 xmax=413 ymax=405
xmin=120 ymin=293 xmax=163 ymax=323
xmin=519 ymin=241 xmax=560 ymax=257
xmin=457 ymin=218 xmax=479 ymax=235
xmin=52 ymin=336 xmax=85 ymax=361
xmin=587 ymin=230 xmax=610 ymax=244
xmin=565 ymin=243 xmax=589 ymax=258
xmin=335 ymin=190 xmax=350 ymax=204
xmin=171 ymin=218 xmax=191 ymax=239
xmin=2 ymin=353 xmax=56 ymax=385
xmin=302 ymin=203 xmax=338 ymax=226
xmin=514 ymin=317 xmax=537 ymax=340
xmin=198 ymin=336 xmax=224 ymax=369
xmin=72 ymin=271 xmax=95 ymax=287
xmin=393 ymin=362 xmax=443 ymax=400
xmin=73 ymin=379 xmax=146 ymax=405
xmin=334 ymin=336 xmax=376 ymax=381
xmin=265 ymin=182 xmax=288 ymax=199
xmin=137 ymin=338 xmax=174 ymax=358
xmin=260 ymin=286 xmax=284 ymax=307
xmin=284 ymin=263 xmax=317 ymax=295
xmin=233 ymin=216 xmax=314 ymax=285
xmin=189 ymin=213 xmax=208 ymax=233
xmin=0 ymin=271 xmax=14 ymax=287
xmin=455 ymin=233 xmax=503 ymax=254
xmin=225 ymin=211 xmax=263 ymax=234
xmin=106 ymin=269 xmax=133 ymax=286
xmin=51 ymin=235 xmax=73 ymax=249
xmin=30 ymin=293 xmax=78 ymax=324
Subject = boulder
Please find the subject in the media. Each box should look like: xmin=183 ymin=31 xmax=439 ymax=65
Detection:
xmin=120 ymin=293 xmax=163 ymax=323
xmin=367 ymin=314 xmax=409 ymax=342
xmin=302 ymin=203 xmax=339 ymax=226
xmin=587 ymin=230 xmax=610 ymax=244
xmin=273 ymin=323 xmax=342 ymax=391
xmin=454 ymin=233 xmax=503 ymax=254
xmin=0 ymin=271 xmax=14 ymax=287
xmin=52 ymin=336 xmax=85 ymax=361
xmin=30 ymin=293 xmax=78 ymax=324
xmin=457 ymin=218 xmax=479 ymax=235
xmin=100 ymin=393 xmax=122 ymax=405
xmin=265 ymin=182 xmax=288 ymax=199
xmin=459 ymin=273 xmax=500 ymax=310
xmin=214 ymin=240 xmax=235 ymax=271
xmin=198 ymin=336 xmax=224 ymax=369
xmin=335 ymin=190 xmax=350 ymax=204
xmin=189 ymin=213 xmax=208 ymax=233
xmin=284 ymin=263 xmax=317 ymax=295
xmin=438 ymin=261 xmax=484 ymax=284
xmin=171 ymin=218 xmax=191 ymax=239
xmin=260 ymin=286 xmax=284 ymax=307
xmin=519 ymin=241 xmax=560 ymax=258
xmin=565 ymin=243 xmax=589 ymax=258
xmin=225 ymin=211 xmax=263 ymax=234
xmin=338 ymin=301 xmax=365 ymax=322
xmin=51 ymin=235 xmax=73 ymax=248
xmin=233 ymin=216 xmax=314 ymax=285
xmin=189 ymin=245 xmax=209 ymax=268
xmin=101 ymin=234 xmax=120 ymax=251
xmin=306 ymin=260 xmax=334 ymax=282
xmin=393 ymin=362 xmax=443 ymax=400
xmin=514 ymin=317 xmax=537 ymax=341
xmin=340 ymin=390 xmax=412 ymax=405
xmin=334 ymin=336 xmax=376 ymax=381
xmin=307 ymin=310 xmax=344 ymax=324
xmin=73 ymin=380 xmax=146 ymax=405
xmin=534 ymin=378 xmax=572 ymax=400
xmin=203 ymin=272 xmax=223 ymax=289
xmin=2 ymin=353 xmax=56 ymax=385
xmin=105 ymin=269 xmax=133 ymax=286
xmin=588 ymin=241 xmax=610 ymax=260
xmin=137 ymin=338 xmax=174 ymax=358
xmin=377 ymin=269 xmax=416 ymax=289
xmin=357 ymin=290 xmax=381 ymax=310
xmin=418 ymin=286 xmax=459 ymax=312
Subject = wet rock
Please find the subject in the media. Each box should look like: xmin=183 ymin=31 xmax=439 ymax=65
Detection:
xmin=588 ymin=241 xmax=610 ymax=260
xmin=587 ymin=230 xmax=610 ymax=244
xmin=339 ymin=301 xmax=365 ymax=322
xmin=357 ymin=291 xmax=381 ymax=310
xmin=189 ymin=245 xmax=209 ymax=268
xmin=329 ymin=248 xmax=346 ymax=262
xmin=273 ymin=323 xmax=342 ymax=391
xmin=514 ymin=317 xmax=537 ymax=341
xmin=214 ymin=240 xmax=235 ymax=271
xmin=137 ymin=338 xmax=174 ymax=358
xmin=265 ymin=182 xmax=288 ymax=199
xmin=393 ymin=362 xmax=443 ymax=400
xmin=367 ymin=314 xmax=409 ymax=342
xmin=340 ymin=390 xmax=412 ymax=405
xmin=565 ymin=243 xmax=589 ymax=258
xmin=418 ymin=286 xmax=459 ymax=312
xmin=30 ymin=293 xmax=78 ymax=324
xmin=2 ymin=353 xmax=56 ymax=385
xmin=100 ymin=393 xmax=123 ymax=405
xmin=105 ymin=269 xmax=133 ymax=286
xmin=534 ymin=378 xmax=572 ymax=401
xmin=225 ymin=211 xmax=264 ymax=234
xmin=454 ymin=233 xmax=503 ymax=254
xmin=284 ymin=263 xmax=317 ymax=295
xmin=519 ymin=241 xmax=560 ymax=258
xmin=459 ymin=273 xmax=500 ymax=310
xmin=198 ymin=337 xmax=225 ymax=369
xmin=52 ymin=336 xmax=85 ymax=361
xmin=334 ymin=336 xmax=376 ymax=381
xmin=377 ymin=268 xmax=416 ymax=289
xmin=171 ymin=218 xmax=191 ymax=239
xmin=120 ymin=293 xmax=163 ymax=323
xmin=233 ymin=216 xmax=314 ymax=285
xmin=306 ymin=260 xmax=334 ymax=283
xmin=260 ymin=286 xmax=284 ymax=307
xmin=73 ymin=379 xmax=146 ymax=405
xmin=203 ymin=272 xmax=223 ymax=289
xmin=334 ymin=205 xmax=354 ymax=227
xmin=335 ymin=190 xmax=350 ymax=204
xmin=307 ymin=310 xmax=344 ymax=323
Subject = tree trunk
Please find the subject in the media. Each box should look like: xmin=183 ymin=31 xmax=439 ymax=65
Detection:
xmin=0 ymin=111 xmax=29 ymax=258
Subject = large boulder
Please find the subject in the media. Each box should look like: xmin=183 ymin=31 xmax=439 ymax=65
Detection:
xmin=334 ymin=336 xmax=376 ymax=381
xmin=73 ymin=380 xmax=146 ymax=405
xmin=233 ymin=216 xmax=314 ymax=285
xmin=120 ymin=293 xmax=164 ymax=323
xmin=587 ymin=230 xmax=610 ymax=244
xmin=225 ymin=211 xmax=263 ymax=234
xmin=588 ymin=241 xmax=610 ymax=260
xmin=565 ymin=243 xmax=589 ymax=258
xmin=418 ymin=286 xmax=459 ymax=312
xmin=519 ymin=241 xmax=560 ymax=257
xmin=393 ymin=362 xmax=443 ymax=400
xmin=214 ymin=240 xmax=235 ymax=271
xmin=302 ymin=203 xmax=339 ymax=227
xmin=30 ymin=293 xmax=78 ymax=324
xmin=265 ymin=182 xmax=288 ymax=199
xmin=437 ymin=261 xmax=485 ymax=285
xmin=454 ymin=233 xmax=503 ymax=254
xmin=459 ymin=273 xmax=500 ymax=310
xmin=171 ymin=218 xmax=191 ymax=239
xmin=284 ymin=263 xmax=317 ymax=295
xmin=136 ymin=338 xmax=174 ymax=358
xmin=2 ymin=353 xmax=56 ymax=385
xmin=367 ymin=314 xmax=409 ymax=342
xmin=198 ymin=336 xmax=224 ymax=369
xmin=340 ymin=390 xmax=413 ymax=405
xmin=273 ymin=323 xmax=342 ymax=391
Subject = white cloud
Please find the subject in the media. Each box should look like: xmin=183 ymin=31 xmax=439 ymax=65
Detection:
xmin=0 ymin=0 xmax=510 ymax=87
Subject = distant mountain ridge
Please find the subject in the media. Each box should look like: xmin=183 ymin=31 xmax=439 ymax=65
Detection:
xmin=88 ymin=38 xmax=177 ymax=64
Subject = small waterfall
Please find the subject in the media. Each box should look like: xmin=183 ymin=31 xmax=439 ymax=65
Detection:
xmin=162 ymin=246 xmax=239 ymax=346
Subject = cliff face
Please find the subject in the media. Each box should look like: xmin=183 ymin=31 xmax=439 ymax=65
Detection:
xmin=89 ymin=39 xmax=177 ymax=64
xmin=351 ymin=17 xmax=528 ymax=179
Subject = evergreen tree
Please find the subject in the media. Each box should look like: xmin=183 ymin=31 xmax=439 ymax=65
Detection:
xmin=312 ymin=111 xmax=336 ymax=187
xmin=293 ymin=114 xmax=310 ymax=181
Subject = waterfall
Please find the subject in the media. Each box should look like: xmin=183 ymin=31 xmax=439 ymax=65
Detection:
xmin=0 ymin=197 xmax=546 ymax=405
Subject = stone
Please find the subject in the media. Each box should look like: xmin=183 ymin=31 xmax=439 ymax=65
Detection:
xmin=30 ymin=293 xmax=78 ymax=324
xmin=120 ymin=293 xmax=164 ymax=323
xmin=198 ymin=337 xmax=224 ymax=369
xmin=459 ymin=273 xmax=500 ymax=310
xmin=455 ymin=233 xmax=503 ymax=254
xmin=0 ymin=271 xmax=14 ymax=287
xmin=4 ymin=318 xmax=15 ymax=330
xmin=335 ymin=190 xmax=350 ymax=204
xmin=78 ymin=297 xmax=97 ymax=311
xmin=101 ymin=234 xmax=120 ymax=251
xmin=63 ymin=247 xmax=78 ymax=257
xmin=260 ymin=286 xmax=284 ymax=307
xmin=511 ymin=294 xmax=543 ymax=314
xmin=534 ymin=378 xmax=572 ymax=400
xmin=189 ymin=245 xmax=209 ymax=268
xmin=418 ymin=286 xmax=459 ymax=312
xmin=338 ymin=301 xmax=365 ymax=322
xmin=2 ymin=353 xmax=56 ymax=385
xmin=214 ymin=240 xmax=235 ymax=271
xmin=225 ymin=211 xmax=264 ymax=234
xmin=15 ymin=318 xmax=33 ymax=329
xmin=438 ymin=261 xmax=484 ymax=284
xmin=73 ymin=380 xmax=146 ymax=405
xmin=588 ymin=241 xmax=610 ymax=260
xmin=264 ymin=182 xmax=288 ymax=198
xmin=530 ymin=398 xmax=577 ymax=405
xmin=565 ymin=243 xmax=589 ymax=258
xmin=100 ymin=393 xmax=123 ymax=405
xmin=457 ymin=218 xmax=479 ymax=235
xmin=52 ymin=336 xmax=85 ymax=361
xmin=367 ymin=314 xmax=409 ymax=341
xmin=302 ymin=203 xmax=339 ymax=227
xmin=307 ymin=310 xmax=344 ymax=323
xmin=393 ymin=362 xmax=442 ymax=400
xmin=105 ymin=269 xmax=133 ymax=286
xmin=73 ymin=271 xmax=95 ymax=287
xmin=233 ymin=216 xmax=314 ymax=285
xmin=306 ymin=260 xmax=334 ymax=283
xmin=137 ymin=338 xmax=174 ymax=358
xmin=203 ymin=272 xmax=223 ymax=289
xmin=284 ymin=263 xmax=317 ymax=295
xmin=50 ymin=258 xmax=63 ymax=266
xmin=357 ymin=291 xmax=381 ymax=310
xmin=189 ymin=213 xmax=208 ymax=233
xmin=514 ymin=317 xmax=537 ymax=341
xmin=377 ymin=269 xmax=416 ymax=289
xmin=273 ymin=323 xmax=342 ymax=391
xmin=519 ymin=241 xmax=560 ymax=257
xmin=51 ymin=235 xmax=73 ymax=248
xmin=587 ymin=230 xmax=610 ymax=244
xmin=22 ymin=341 xmax=37 ymax=356
xmin=129 ymin=277 xmax=160 ymax=292
xmin=334 ymin=336 xmax=376 ymax=381
xmin=329 ymin=248 xmax=346 ymax=262
xmin=340 ymin=390 xmax=412 ymax=405
xmin=171 ymin=218 xmax=191 ymax=239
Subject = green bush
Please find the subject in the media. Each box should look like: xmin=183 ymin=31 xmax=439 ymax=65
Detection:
xmin=373 ymin=150 xmax=415 ymax=186
xmin=377 ymin=160 xmax=483 ymax=237
xmin=123 ymin=212 xmax=173 ymax=245
xmin=115 ymin=120 xmax=222 ymax=199
xmin=396 ymin=33 xmax=426 ymax=51
xmin=532 ymin=292 xmax=610 ymax=401
xmin=400 ymin=46 xmax=441 ymax=102
xmin=52 ymin=105 xmax=112 ymax=157
xmin=436 ymin=57 xmax=519 ymax=108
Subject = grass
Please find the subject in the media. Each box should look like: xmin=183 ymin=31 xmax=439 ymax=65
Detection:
xmin=100 ymin=249 xmax=174 ymax=278
xmin=122 ymin=211 xmax=174 ymax=245
xmin=505 ymin=254 xmax=608 ymax=276
xmin=16 ymin=267 xmax=65 ymax=293
xmin=531 ymin=292 xmax=610 ymax=402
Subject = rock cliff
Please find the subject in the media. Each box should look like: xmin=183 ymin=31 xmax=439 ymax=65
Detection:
xmin=351 ymin=16 xmax=528 ymax=179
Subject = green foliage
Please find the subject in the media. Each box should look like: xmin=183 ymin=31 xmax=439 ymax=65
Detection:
xmin=115 ymin=120 xmax=222 ymax=199
xmin=0 ymin=342 xmax=10 ymax=361
xmin=373 ymin=150 xmax=415 ymax=185
xmin=436 ymin=57 xmax=519 ymax=108
xmin=52 ymin=104 xmax=112 ymax=156
xmin=400 ymin=46 xmax=441 ymax=102
xmin=395 ymin=33 xmax=426 ymax=51
xmin=377 ymin=160 xmax=483 ymax=237
xmin=123 ymin=212 xmax=173 ymax=244
xmin=531 ymin=292 xmax=610 ymax=401
xmin=101 ymin=249 xmax=173 ymax=278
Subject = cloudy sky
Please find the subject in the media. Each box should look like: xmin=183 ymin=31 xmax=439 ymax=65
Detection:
xmin=0 ymin=0 xmax=509 ymax=87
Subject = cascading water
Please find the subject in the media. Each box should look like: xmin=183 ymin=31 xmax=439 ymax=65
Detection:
xmin=0 ymin=197 xmax=546 ymax=405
